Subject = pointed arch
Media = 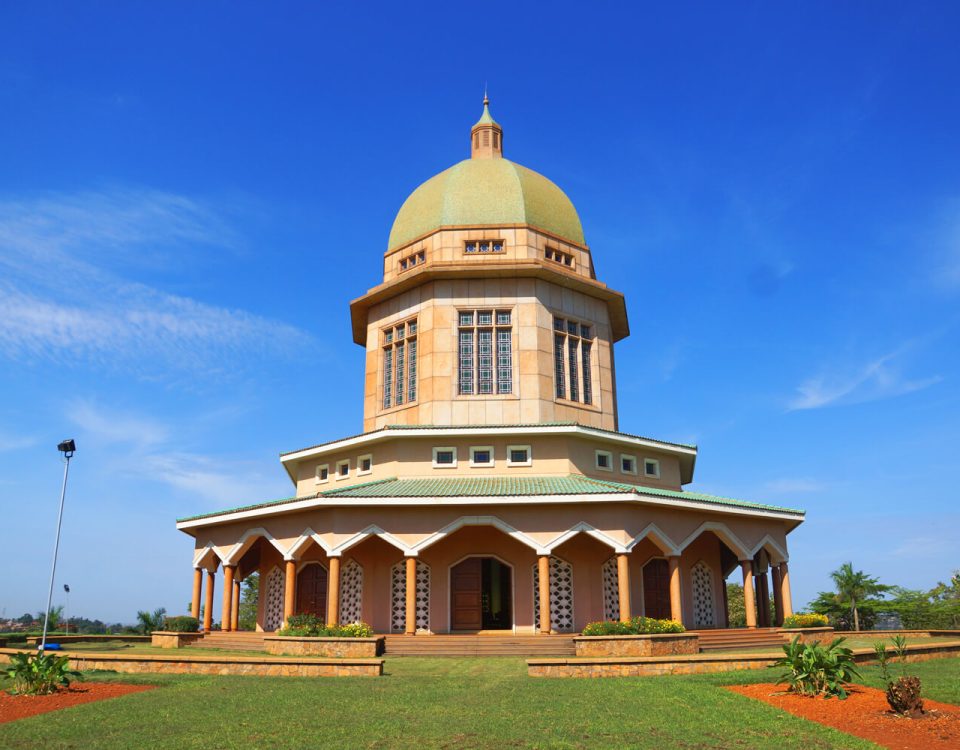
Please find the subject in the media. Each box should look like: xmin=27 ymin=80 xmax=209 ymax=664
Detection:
xmin=285 ymin=528 xmax=334 ymax=560
xmin=333 ymin=525 xmax=412 ymax=556
xmin=748 ymin=534 xmax=788 ymax=564
xmin=677 ymin=521 xmax=749 ymax=560
xmin=625 ymin=523 xmax=681 ymax=556
xmin=543 ymin=522 xmax=627 ymax=554
xmin=223 ymin=527 xmax=288 ymax=565
xmin=412 ymin=516 xmax=542 ymax=554
xmin=192 ymin=541 xmax=224 ymax=570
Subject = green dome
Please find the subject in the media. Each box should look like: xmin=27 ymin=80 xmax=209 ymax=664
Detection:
xmin=388 ymin=158 xmax=585 ymax=250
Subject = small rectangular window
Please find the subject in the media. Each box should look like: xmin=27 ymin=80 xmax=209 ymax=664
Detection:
xmin=492 ymin=241 xmax=503 ymax=252
xmin=620 ymin=455 xmax=637 ymax=475
xmin=315 ymin=464 xmax=329 ymax=484
xmin=507 ymin=445 xmax=532 ymax=467
xmin=459 ymin=311 xmax=474 ymax=327
xmin=469 ymin=446 xmax=494 ymax=467
xmin=595 ymin=450 xmax=613 ymax=471
xmin=357 ymin=454 xmax=372 ymax=475
xmin=496 ymin=310 xmax=511 ymax=325
xmin=479 ymin=241 xmax=490 ymax=252
xmin=478 ymin=310 xmax=493 ymax=326
xmin=336 ymin=460 xmax=350 ymax=479
xmin=465 ymin=241 xmax=477 ymax=253
xmin=432 ymin=447 xmax=458 ymax=468
xmin=644 ymin=459 xmax=661 ymax=478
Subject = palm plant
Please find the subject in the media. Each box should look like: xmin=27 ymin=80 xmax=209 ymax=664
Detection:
xmin=136 ymin=607 xmax=167 ymax=634
xmin=829 ymin=562 xmax=889 ymax=632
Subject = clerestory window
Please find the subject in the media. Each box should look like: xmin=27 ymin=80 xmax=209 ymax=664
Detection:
xmin=458 ymin=309 xmax=513 ymax=395
xmin=553 ymin=316 xmax=594 ymax=405
xmin=382 ymin=317 xmax=418 ymax=410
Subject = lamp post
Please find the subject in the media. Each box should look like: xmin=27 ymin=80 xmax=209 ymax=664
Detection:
xmin=40 ymin=439 xmax=76 ymax=652
xmin=63 ymin=585 xmax=70 ymax=635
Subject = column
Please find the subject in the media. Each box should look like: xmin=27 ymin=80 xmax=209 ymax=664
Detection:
xmin=190 ymin=567 xmax=203 ymax=621
xmin=231 ymin=576 xmax=241 ymax=631
xmin=405 ymin=557 xmax=417 ymax=635
xmin=771 ymin=565 xmax=784 ymax=626
xmin=326 ymin=557 xmax=341 ymax=626
xmin=203 ymin=569 xmax=215 ymax=632
xmin=537 ymin=555 xmax=551 ymax=634
xmin=779 ymin=562 xmax=794 ymax=619
xmin=616 ymin=553 xmax=631 ymax=622
xmin=667 ymin=556 xmax=683 ymax=624
xmin=756 ymin=570 xmax=769 ymax=627
xmin=283 ymin=560 xmax=296 ymax=629
xmin=741 ymin=560 xmax=757 ymax=628
xmin=221 ymin=565 xmax=235 ymax=632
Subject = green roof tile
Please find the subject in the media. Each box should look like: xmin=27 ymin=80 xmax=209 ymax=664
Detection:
xmin=177 ymin=474 xmax=803 ymax=524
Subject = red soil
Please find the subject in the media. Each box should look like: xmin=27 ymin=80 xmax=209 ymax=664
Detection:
xmin=0 ymin=682 xmax=154 ymax=724
xmin=728 ymin=683 xmax=960 ymax=750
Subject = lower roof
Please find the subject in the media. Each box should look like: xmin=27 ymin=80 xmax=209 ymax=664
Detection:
xmin=176 ymin=474 xmax=804 ymax=528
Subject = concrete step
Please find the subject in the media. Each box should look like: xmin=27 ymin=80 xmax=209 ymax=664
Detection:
xmin=383 ymin=634 xmax=576 ymax=657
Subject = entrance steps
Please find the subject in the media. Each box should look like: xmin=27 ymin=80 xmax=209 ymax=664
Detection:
xmin=383 ymin=634 xmax=576 ymax=657
xmin=186 ymin=631 xmax=268 ymax=652
xmin=692 ymin=627 xmax=785 ymax=651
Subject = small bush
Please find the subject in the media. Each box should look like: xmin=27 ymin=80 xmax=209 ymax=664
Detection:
xmin=775 ymin=636 xmax=860 ymax=699
xmin=162 ymin=616 xmax=199 ymax=633
xmin=4 ymin=651 xmax=81 ymax=695
xmin=782 ymin=613 xmax=829 ymax=629
xmin=581 ymin=617 xmax=685 ymax=636
xmin=275 ymin=615 xmax=374 ymax=638
xmin=875 ymin=635 xmax=924 ymax=715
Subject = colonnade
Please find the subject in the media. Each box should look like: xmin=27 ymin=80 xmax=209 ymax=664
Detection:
xmin=741 ymin=559 xmax=793 ymax=628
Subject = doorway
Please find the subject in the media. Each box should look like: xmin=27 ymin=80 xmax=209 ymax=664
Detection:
xmin=643 ymin=558 xmax=671 ymax=619
xmin=450 ymin=557 xmax=512 ymax=631
xmin=296 ymin=563 xmax=328 ymax=619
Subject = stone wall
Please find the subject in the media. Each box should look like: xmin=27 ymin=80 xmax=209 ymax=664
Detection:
xmin=26 ymin=635 xmax=151 ymax=646
xmin=779 ymin=627 xmax=834 ymax=644
xmin=573 ymin=633 xmax=699 ymax=657
xmin=151 ymin=632 xmax=205 ymax=649
xmin=0 ymin=648 xmax=383 ymax=678
xmin=264 ymin=636 xmax=383 ymax=658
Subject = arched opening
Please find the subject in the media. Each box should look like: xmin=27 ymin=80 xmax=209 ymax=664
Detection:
xmin=296 ymin=562 xmax=328 ymax=619
xmin=450 ymin=556 xmax=512 ymax=631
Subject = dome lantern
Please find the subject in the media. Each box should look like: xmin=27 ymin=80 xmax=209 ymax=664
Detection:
xmin=471 ymin=94 xmax=502 ymax=159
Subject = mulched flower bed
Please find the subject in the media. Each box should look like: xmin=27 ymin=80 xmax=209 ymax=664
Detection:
xmin=729 ymin=683 xmax=960 ymax=750
xmin=0 ymin=682 xmax=154 ymax=724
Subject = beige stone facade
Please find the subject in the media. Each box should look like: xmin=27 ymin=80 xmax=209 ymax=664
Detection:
xmin=175 ymin=97 xmax=805 ymax=638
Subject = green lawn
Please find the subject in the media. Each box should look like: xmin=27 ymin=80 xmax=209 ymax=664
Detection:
xmin=1 ymin=656 xmax=958 ymax=749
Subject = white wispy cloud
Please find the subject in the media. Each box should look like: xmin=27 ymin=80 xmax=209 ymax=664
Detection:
xmin=67 ymin=400 xmax=284 ymax=506
xmin=787 ymin=346 xmax=942 ymax=411
xmin=0 ymin=430 xmax=38 ymax=452
xmin=0 ymin=187 xmax=305 ymax=377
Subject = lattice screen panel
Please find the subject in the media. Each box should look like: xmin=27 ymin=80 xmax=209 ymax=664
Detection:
xmin=692 ymin=560 xmax=715 ymax=627
xmin=602 ymin=557 xmax=620 ymax=622
xmin=533 ymin=556 xmax=575 ymax=632
xmin=263 ymin=566 xmax=285 ymax=632
xmin=390 ymin=560 xmax=430 ymax=632
xmin=339 ymin=559 xmax=364 ymax=624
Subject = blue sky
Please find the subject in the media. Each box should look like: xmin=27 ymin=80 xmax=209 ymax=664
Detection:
xmin=1 ymin=3 xmax=958 ymax=623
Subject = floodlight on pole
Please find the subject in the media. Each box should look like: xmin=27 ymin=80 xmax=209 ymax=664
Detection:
xmin=40 ymin=439 xmax=76 ymax=652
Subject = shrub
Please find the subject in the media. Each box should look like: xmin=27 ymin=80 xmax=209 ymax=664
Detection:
xmin=775 ymin=636 xmax=861 ymax=699
xmin=875 ymin=636 xmax=924 ymax=715
xmin=275 ymin=615 xmax=374 ymax=638
xmin=581 ymin=617 xmax=685 ymax=636
xmin=782 ymin=613 xmax=830 ymax=629
xmin=162 ymin=616 xmax=199 ymax=633
xmin=4 ymin=651 xmax=81 ymax=695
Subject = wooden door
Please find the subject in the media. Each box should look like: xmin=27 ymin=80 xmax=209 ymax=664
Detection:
xmin=451 ymin=558 xmax=482 ymax=630
xmin=296 ymin=564 xmax=328 ymax=619
xmin=643 ymin=559 xmax=671 ymax=620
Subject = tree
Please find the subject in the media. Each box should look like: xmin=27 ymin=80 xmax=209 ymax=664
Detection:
xmin=17 ymin=613 xmax=34 ymax=626
xmin=37 ymin=605 xmax=63 ymax=630
xmin=239 ymin=573 xmax=260 ymax=631
xmin=726 ymin=583 xmax=746 ymax=628
xmin=136 ymin=607 xmax=167 ymax=634
xmin=828 ymin=562 xmax=889 ymax=632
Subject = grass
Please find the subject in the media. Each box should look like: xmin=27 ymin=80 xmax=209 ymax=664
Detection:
xmin=3 ymin=657 xmax=957 ymax=749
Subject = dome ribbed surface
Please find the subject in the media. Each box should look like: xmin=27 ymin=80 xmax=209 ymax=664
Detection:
xmin=388 ymin=158 xmax=585 ymax=250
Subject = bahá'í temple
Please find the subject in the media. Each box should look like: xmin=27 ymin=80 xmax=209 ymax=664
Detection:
xmin=176 ymin=97 xmax=804 ymax=638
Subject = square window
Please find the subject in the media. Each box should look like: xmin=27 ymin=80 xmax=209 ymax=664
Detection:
xmin=580 ymin=324 xmax=591 ymax=339
xmin=564 ymin=255 xmax=572 ymax=266
xmin=507 ymin=445 xmax=532 ymax=467
xmin=469 ymin=446 xmax=494 ymax=467
xmin=479 ymin=241 xmax=490 ymax=252
xmin=336 ymin=460 xmax=350 ymax=479
xmin=417 ymin=251 xmax=425 ymax=263
xmin=459 ymin=312 xmax=474 ymax=327
xmin=478 ymin=310 xmax=493 ymax=326
xmin=496 ymin=310 xmax=511 ymax=325
xmin=407 ymin=321 xmax=417 ymax=336
xmin=620 ymin=455 xmax=637 ymax=475
xmin=315 ymin=464 xmax=329 ymax=484
xmin=553 ymin=317 xmax=565 ymax=331
xmin=400 ymin=259 xmax=407 ymax=270
xmin=396 ymin=325 xmax=405 ymax=339
xmin=384 ymin=330 xmax=393 ymax=344
xmin=595 ymin=450 xmax=613 ymax=471
xmin=465 ymin=241 xmax=477 ymax=253
xmin=545 ymin=248 xmax=554 ymax=260
xmin=644 ymin=459 xmax=661 ymax=478
xmin=357 ymin=454 xmax=372 ymax=475
xmin=493 ymin=241 xmax=503 ymax=252
xmin=567 ymin=321 xmax=578 ymax=335
xmin=432 ymin=447 xmax=458 ymax=468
